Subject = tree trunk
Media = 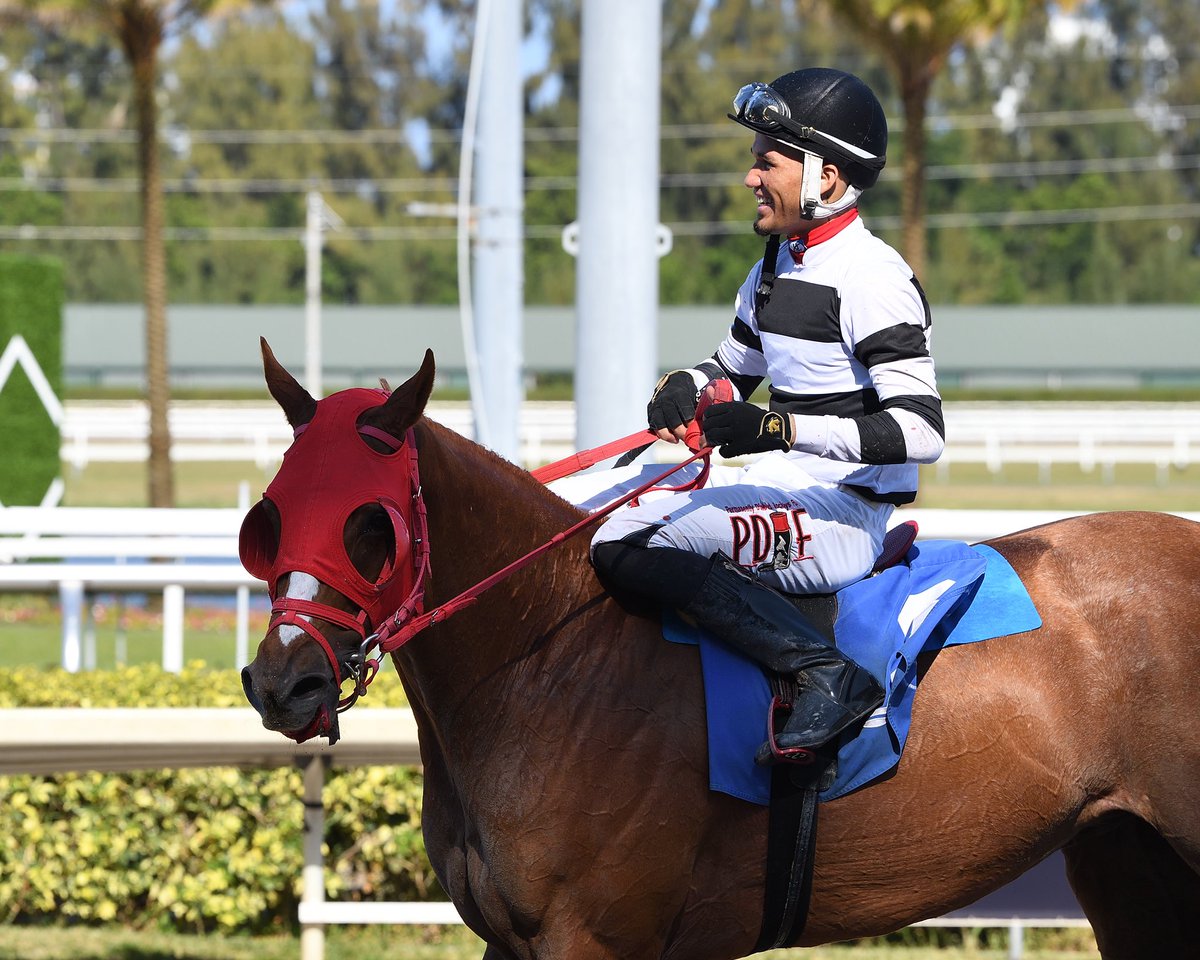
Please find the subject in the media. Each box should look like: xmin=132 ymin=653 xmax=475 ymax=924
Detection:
xmin=130 ymin=27 xmax=174 ymax=507
xmin=898 ymin=71 xmax=930 ymax=284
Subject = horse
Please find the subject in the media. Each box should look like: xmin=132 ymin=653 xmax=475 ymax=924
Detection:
xmin=240 ymin=342 xmax=1200 ymax=960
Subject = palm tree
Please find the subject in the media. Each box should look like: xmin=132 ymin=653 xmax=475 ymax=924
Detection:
xmin=818 ymin=0 xmax=1069 ymax=280
xmin=0 ymin=0 xmax=271 ymax=507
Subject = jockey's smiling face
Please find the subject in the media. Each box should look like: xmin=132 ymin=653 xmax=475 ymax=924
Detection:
xmin=744 ymin=133 xmax=847 ymax=238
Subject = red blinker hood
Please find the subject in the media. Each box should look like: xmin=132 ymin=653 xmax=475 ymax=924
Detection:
xmin=239 ymin=388 xmax=423 ymax=632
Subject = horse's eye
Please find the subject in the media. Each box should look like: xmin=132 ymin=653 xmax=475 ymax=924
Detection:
xmin=344 ymin=504 xmax=395 ymax=583
xmin=364 ymin=513 xmax=391 ymax=536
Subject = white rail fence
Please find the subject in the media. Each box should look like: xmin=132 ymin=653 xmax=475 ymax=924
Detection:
xmin=940 ymin=405 xmax=1200 ymax=482
xmin=59 ymin=401 xmax=1200 ymax=479
xmin=4 ymin=506 xmax=1200 ymax=676
xmin=0 ymin=506 xmax=257 ymax=672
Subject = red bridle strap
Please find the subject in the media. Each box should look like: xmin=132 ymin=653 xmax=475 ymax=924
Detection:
xmin=360 ymin=445 xmax=714 ymax=670
xmin=269 ymin=611 xmax=346 ymax=683
xmin=269 ymin=601 xmax=372 ymax=707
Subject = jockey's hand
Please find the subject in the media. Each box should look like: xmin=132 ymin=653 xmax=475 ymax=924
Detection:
xmin=700 ymin=401 xmax=794 ymax=457
xmin=647 ymin=370 xmax=699 ymax=443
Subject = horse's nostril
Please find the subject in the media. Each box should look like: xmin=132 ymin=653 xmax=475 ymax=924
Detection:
xmin=241 ymin=666 xmax=263 ymax=712
xmin=289 ymin=673 xmax=331 ymax=701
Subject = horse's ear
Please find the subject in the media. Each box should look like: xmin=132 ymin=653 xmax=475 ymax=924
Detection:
xmin=260 ymin=337 xmax=318 ymax=429
xmin=363 ymin=349 xmax=435 ymax=437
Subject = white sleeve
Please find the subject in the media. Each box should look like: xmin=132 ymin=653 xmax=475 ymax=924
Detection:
xmin=789 ymin=409 xmax=944 ymax=465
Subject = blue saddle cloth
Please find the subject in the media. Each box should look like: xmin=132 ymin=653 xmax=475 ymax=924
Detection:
xmin=664 ymin=540 xmax=1042 ymax=804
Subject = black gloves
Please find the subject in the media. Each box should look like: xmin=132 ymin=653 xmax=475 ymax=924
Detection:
xmin=648 ymin=373 xmax=790 ymax=457
xmin=700 ymin=401 xmax=794 ymax=456
xmin=647 ymin=370 xmax=699 ymax=435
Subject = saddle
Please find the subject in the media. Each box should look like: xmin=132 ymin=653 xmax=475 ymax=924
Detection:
xmin=787 ymin=518 xmax=919 ymax=642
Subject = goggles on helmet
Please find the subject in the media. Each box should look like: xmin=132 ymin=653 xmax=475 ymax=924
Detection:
xmin=730 ymin=81 xmax=884 ymax=170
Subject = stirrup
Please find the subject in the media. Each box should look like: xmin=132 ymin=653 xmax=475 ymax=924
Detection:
xmin=760 ymin=695 xmax=818 ymax=766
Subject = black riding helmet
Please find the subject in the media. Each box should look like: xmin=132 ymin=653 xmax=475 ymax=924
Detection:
xmin=729 ymin=67 xmax=887 ymax=189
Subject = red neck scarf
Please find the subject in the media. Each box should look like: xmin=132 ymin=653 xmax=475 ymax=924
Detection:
xmin=788 ymin=208 xmax=859 ymax=263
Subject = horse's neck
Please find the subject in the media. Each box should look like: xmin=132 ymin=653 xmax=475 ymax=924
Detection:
xmin=398 ymin=419 xmax=606 ymax=713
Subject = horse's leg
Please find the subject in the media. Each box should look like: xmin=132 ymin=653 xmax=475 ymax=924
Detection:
xmin=1063 ymin=813 xmax=1200 ymax=959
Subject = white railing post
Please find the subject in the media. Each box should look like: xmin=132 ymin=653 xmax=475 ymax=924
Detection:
xmin=301 ymin=756 xmax=328 ymax=960
xmin=1008 ymin=919 xmax=1024 ymax=960
xmin=236 ymin=586 xmax=250 ymax=670
xmin=59 ymin=580 xmax=84 ymax=673
xmin=162 ymin=584 xmax=185 ymax=673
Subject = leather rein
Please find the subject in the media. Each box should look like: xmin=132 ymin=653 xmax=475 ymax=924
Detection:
xmin=322 ymin=428 xmax=714 ymax=713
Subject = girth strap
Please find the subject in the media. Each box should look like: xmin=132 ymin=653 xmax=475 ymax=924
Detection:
xmin=754 ymin=767 xmax=821 ymax=952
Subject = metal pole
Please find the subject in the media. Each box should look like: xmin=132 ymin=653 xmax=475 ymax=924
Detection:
xmin=300 ymin=757 xmax=327 ymax=960
xmin=305 ymin=191 xmax=324 ymax=398
xmin=472 ymin=0 xmax=524 ymax=461
xmin=574 ymin=0 xmax=663 ymax=450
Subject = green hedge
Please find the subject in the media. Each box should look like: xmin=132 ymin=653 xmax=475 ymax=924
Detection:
xmin=0 ymin=663 xmax=437 ymax=932
xmin=0 ymin=254 xmax=64 ymax=506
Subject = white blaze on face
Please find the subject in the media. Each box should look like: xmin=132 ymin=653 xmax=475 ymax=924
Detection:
xmin=277 ymin=572 xmax=321 ymax=647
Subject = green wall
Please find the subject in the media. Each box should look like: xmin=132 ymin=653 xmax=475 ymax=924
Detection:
xmin=0 ymin=254 xmax=64 ymax=505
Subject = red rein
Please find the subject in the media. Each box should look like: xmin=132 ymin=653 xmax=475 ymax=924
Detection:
xmin=342 ymin=440 xmax=714 ymax=708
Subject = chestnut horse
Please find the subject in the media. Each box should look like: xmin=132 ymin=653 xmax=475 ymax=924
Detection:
xmin=241 ymin=345 xmax=1200 ymax=960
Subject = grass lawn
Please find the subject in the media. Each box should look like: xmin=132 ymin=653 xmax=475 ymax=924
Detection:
xmin=917 ymin=461 xmax=1200 ymax=512
xmin=0 ymin=593 xmax=267 ymax=671
xmin=0 ymin=925 xmax=1100 ymax=960
xmin=61 ymin=460 xmax=278 ymax=509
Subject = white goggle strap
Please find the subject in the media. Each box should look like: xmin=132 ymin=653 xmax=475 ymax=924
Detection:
xmin=799 ymin=150 xmax=825 ymax=220
xmin=799 ymin=149 xmax=864 ymax=221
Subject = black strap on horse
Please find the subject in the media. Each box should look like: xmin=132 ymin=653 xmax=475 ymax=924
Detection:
xmin=753 ymin=674 xmax=830 ymax=953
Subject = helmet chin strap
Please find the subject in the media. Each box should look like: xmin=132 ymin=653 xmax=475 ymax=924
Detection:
xmin=799 ymin=150 xmax=862 ymax=220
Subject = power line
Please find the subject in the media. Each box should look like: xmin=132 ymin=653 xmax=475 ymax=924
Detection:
xmin=2 ymin=103 xmax=1198 ymax=147
xmin=2 ymin=201 xmax=1196 ymax=244
xmin=4 ymin=152 xmax=1200 ymax=198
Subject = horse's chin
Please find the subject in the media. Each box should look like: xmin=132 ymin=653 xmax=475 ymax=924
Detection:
xmin=282 ymin=703 xmax=341 ymax=745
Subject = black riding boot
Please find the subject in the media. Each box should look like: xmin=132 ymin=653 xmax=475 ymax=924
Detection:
xmin=682 ymin=553 xmax=884 ymax=764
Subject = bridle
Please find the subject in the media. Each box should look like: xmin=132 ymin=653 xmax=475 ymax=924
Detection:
xmin=266 ymin=424 xmax=431 ymax=718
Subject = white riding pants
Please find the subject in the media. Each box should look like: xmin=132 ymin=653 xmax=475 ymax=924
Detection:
xmin=549 ymin=455 xmax=894 ymax=595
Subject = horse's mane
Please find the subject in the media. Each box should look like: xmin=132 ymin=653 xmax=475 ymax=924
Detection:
xmin=409 ymin=415 xmax=621 ymax=675
xmin=415 ymin=414 xmax=590 ymax=548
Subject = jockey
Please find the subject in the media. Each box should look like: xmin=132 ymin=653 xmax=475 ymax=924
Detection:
xmin=588 ymin=67 xmax=945 ymax=764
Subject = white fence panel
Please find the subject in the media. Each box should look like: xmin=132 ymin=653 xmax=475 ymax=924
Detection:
xmin=58 ymin=401 xmax=1200 ymax=475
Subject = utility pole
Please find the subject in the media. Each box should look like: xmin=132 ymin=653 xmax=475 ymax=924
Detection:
xmin=572 ymin=0 xmax=667 ymax=450
xmin=472 ymin=0 xmax=524 ymax=461
xmin=304 ymin=191 xmax=343 ymax=398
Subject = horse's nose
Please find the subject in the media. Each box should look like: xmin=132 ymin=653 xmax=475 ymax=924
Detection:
xmin=241 ymin=657 xmax=336 ymax=730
